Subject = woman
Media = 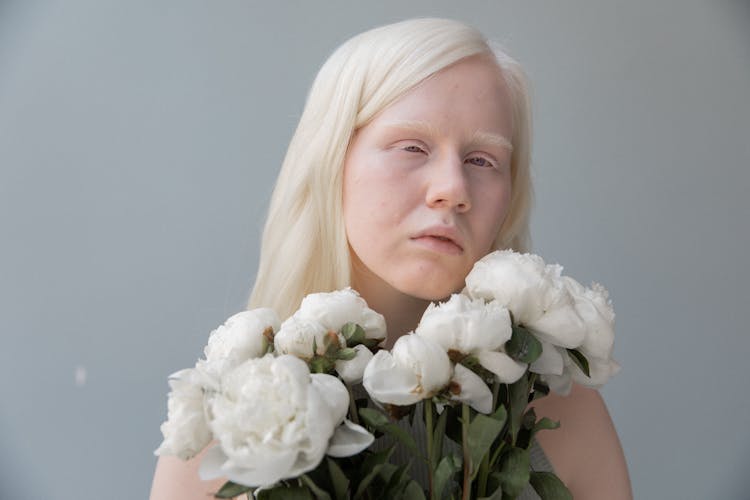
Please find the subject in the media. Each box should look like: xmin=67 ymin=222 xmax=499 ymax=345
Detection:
xmin=151 ymin=18 xmax=632 ymax=499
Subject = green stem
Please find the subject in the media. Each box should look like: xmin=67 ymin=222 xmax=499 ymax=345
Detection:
xmin=477 ymin=452 xmax=490 ymax=497
xmin=425 ymin=401 xmax=435 ymax=500
xmin=461 ymin=404 xmax=471 ymax=500
xmin=478 ymin=381 xmax=500 ymax=497
xmin=491 ymin=380 xmax=500 ymax=409
xmin=346 ymin=384 xmax=359 ymax=425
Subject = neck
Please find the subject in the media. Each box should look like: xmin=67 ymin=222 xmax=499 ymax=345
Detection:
xmin=350 ymin=264 xmax=431 ymax=349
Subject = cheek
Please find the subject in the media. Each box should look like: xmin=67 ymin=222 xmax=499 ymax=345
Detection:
xmin=475 ymin=181 xmax=513 ymax=249
xmin=344 ymin=157 xmax=414 ymax=229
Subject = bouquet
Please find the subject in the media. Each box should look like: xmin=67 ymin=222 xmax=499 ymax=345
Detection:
xmin=155 ymin=250 xmax=619 ymax=499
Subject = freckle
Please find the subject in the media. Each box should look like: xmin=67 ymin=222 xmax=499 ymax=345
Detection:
xmin=74 ymin=365 xmax=87 ymax=387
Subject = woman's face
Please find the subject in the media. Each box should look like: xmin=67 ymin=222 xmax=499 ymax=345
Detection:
xmin=342 ymin=55 xmax=514 ymax=301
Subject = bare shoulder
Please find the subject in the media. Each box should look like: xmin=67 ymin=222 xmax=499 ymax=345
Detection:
xmin=530 ymin=384 xmax=633 ymax=500
xmin=150 ymin=446 xmax=233 ymax=500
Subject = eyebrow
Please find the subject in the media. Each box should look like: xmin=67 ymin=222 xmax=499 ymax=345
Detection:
xmin=382 ymin=120 xmax=513 ymax=152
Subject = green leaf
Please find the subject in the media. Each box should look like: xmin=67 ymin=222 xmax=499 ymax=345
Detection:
xmin=359 ymin=407 xmax=420 ymax=456
xmin=506 ymin=325 xmax=543 ymax=364
xmin=353 ymin=446 xmax=395 ymax=500
xmin=362 ymin=337 xmax=381 ymax=349
xmin=214 ymin=481 xmax=253 ymax=499
xmin=529 ymin=471 xmax=573 ymax=500
xmin=467 ymin=413 xmax=505 ymax=479
xmin=431 ymin=405 xmax=449 ymax=467
xmin=534 ymin=417 xmax=560 ymax=433
xmin=382 ymin=462 xmax=412 ymax=498
xmin=490 ymin=404 xmax=508 ymax=424
xmin=496 ymin=447 xmax=530 ymax=498
xmin=300 ymin=475 xmax=333 ymax=500
xmin=508 ymin=374 xmax=530 ymax=440
xmin=336 ymin=347 xmax=357 ymax=361
xmin=566 ymin=348 xmax=590 ymax=377
xmin=477 ymin=484 xmax=504 ymax=500
xmin=531 ymin=380 xmax=550 ymax=401
xmin=403 ymin=480 xmax=427 ymax=500
xmin=326 ymin=458 xmax=349 ymax=500
xmin=433 ymin=454 xmax=462 ymax=500
xmin=341 ymin=322 xmax=366 ymax=345
xmin=381 ymin=422 xmax=421 ymax=457
xmin=310 ymin=356 xmax=334 ymax=374
xmin=521 ymin=407 xmax=537 ymax=431
xmin=359 ymin=407 xmax=389 ymax=428
xmin=257 ymin=484 xmax=314 ymax=500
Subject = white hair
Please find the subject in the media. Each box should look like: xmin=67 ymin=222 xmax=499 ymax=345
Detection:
xmin=249 ymin=18 xmax=533 ymax=319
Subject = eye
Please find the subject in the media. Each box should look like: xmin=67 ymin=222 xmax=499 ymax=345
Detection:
xmin=465 ymin=156 xmax=496 ymax=169
xmin=403 ymin=144 xmax=426 ymax=154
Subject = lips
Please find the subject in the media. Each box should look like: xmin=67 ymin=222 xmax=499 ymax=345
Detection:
xmin=411 ymin=226 xmax=464 ymax=255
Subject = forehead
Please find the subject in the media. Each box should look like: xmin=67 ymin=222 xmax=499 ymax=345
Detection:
xmin=365 ymin=55 xmax=513 ymax=141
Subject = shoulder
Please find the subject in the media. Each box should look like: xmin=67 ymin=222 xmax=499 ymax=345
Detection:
xmin=530 ymin=384 xmax=633 ymax=500
xmin=150 ymin=444 xmax=234 ymax=500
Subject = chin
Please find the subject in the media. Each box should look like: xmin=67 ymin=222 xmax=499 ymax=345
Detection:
xmin=394 ymin=272 xmax=466 ymax=302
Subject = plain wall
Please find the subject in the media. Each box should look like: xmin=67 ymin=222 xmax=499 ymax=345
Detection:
xmin=1 ymin=1 xmax=748 ymax=499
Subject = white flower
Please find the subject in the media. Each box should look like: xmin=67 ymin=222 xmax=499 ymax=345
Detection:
xmin=465 ymin=251 xmax=552 ymax=323
xmin=529 ymin=341 xmax=565 ymax=376
xmin=537 ymin=278 xmax=618 ymax=394
xmin=335 ymin=344 xmax=373 ymax=384
xmin=562 ymin=277 xmax=615 ymax=360
xmin=542 ymin=354 xmax=621 ymax=395
xmin=199 ymin=309 xmax=280 ymax=384
xmin=415 ymin=294 xmax=525 ymax=384
xmin=449 ymin=364 xmax=494 ymax=414
xmin=274 ymin=315 xmax=344 ymax=359
xmin=296 ymin=288 xmax=387 ymax=344
xmin=154 ymin=368 xmax=212 ymax=460
xmin=363 ymin=334 xmax=451 ymax=406
xmin=199 ymin=355 xmax=373 ymax=487
xmin=465 ymin=251 xmax=586 ymax=349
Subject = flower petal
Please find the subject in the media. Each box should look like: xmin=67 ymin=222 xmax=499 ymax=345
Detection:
xmin=450 ymin=364 xmax=493 ymax=414
xmin=525 ymin=299 xmax=586 ymax=349
xmin=327 ymin=419 xmax=375 ymax=457
xmin=335 ymin=344 xmax=373 ymax=384
xmin=363 ymin=350 xmax=422 ymax=406
xmin=310 ymin=373 xmax=350 ymax=425
xmin=529 ymin=341 xmax=564 ymax=376
xmin=477 ymin=351 xmax=527 ymax=383
xmin=542 ymin=372 xmax=572 ymax=396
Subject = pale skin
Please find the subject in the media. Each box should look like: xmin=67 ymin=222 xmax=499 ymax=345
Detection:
xmin=151 ymin=55 xmax=632 ymax=499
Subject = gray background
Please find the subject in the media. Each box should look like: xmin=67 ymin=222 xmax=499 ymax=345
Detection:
xmin=1 ymin=1 xmax=748 ymax=499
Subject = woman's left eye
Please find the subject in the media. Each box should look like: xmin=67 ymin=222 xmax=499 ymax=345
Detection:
xmin=466 ymin=156 xmax=495 ymax=168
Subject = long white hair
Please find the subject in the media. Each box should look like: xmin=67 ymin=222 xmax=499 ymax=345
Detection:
xmin=249 ymin=18 xmax=533 ymax=319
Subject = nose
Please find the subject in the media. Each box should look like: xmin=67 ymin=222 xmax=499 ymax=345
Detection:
xmin=425 ymin=154 xmax=471 ymax=212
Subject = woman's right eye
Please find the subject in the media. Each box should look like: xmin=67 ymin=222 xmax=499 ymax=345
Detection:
xmin=403 ymin=145 xmax=425 ymax=153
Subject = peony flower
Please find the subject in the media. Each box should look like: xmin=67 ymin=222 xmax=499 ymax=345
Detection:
xmin=529 ymin=340 xmax=565 ymax=376
xmin=415 ymin=294 xmax=526 ymax=384
xmin=465 ymin=251 xmax=586 ymax=349
xmin=541 ymin=354 xmax=621 ymax=395
xmin=537 ymin=278 xmax=619 ymax=394
xmin=364 ymin=333 xmax=493 ymax=413
xmin=154 ymin=368 xmax=212 ymax=460
xmin=199 ymin=354 xmax=373 ymax=488
xmin=274 ymin=315 xmax=344 ymax=360
xmin=198 ymin=308 xmax=280 ymax=385
xmin=562 ymin=277 xmax=615 ymax=360
xmin=295 ymin=288 xmax=387 ymax=344
xmin=363 ymin=334 xmax=452 ymax=406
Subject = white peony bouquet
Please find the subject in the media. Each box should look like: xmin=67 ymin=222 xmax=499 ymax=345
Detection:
xmin=155 ymin=251 xmax=619 ymax=499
